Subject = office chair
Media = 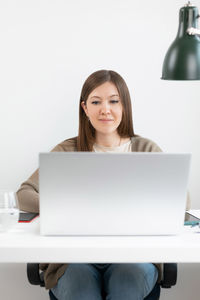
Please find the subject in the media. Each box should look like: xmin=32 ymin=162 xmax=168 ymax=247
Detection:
xmin=27 ymin=263 xmax=177 ymax=300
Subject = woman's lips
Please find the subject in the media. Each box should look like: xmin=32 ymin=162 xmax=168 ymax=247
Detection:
xmin=99 ymin=119 xmax=114 ymax=122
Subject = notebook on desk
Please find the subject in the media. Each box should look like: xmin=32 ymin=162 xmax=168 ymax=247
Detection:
xmin=39 ymin=152 xmax=191 ymax=236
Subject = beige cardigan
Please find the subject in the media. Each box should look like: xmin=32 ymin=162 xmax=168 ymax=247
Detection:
xmin=17 ymin=136 xmax=190 ymax=289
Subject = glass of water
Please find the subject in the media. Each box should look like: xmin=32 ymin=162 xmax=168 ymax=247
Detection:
xmin=0 ymin=191 xmax=19 ymax=232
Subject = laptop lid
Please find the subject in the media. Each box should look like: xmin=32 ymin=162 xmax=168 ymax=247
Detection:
xmin=39 ymin=152 xmax=191 ymax=236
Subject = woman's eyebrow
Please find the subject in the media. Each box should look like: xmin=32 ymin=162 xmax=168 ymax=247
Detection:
xmin=90 ymin=94 xmax=119 ymax=99
xmin=109 ymin=94 xmax=119 ymax=98
xmin=90 ymin=96 xmax=101 ymax=99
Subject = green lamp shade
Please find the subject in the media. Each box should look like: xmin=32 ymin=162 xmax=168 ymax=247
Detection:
xmin=162 ymin=5 xmax=200 ymax=80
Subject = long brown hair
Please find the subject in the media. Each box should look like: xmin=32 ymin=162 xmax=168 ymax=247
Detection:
xmin=77 ymin=70 xmax=135 ymax=151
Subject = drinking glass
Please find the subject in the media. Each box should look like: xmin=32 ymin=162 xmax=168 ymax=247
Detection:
xmin=0 ymin=191 xmax=19 ymax=231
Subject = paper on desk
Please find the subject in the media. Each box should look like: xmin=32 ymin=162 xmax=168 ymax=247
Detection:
xmin=187 ymin=209 xmax=200 ymax=219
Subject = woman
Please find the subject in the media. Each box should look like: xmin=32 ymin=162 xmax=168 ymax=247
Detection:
xmin=17 ymin=70 xmax=163 ymax=300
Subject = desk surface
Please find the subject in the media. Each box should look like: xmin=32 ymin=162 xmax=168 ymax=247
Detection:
xmin=1 ymin=218 xmax=200 ymax=263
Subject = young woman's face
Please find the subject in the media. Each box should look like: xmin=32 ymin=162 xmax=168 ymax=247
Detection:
xmin=81 ymin=82 xmax=123 ymax=136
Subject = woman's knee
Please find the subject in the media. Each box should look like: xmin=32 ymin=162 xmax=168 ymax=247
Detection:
xmin=104 ymin=263 xmax=158 ymax=300
xmin=51 ymin=264 xmax=102 ymax=300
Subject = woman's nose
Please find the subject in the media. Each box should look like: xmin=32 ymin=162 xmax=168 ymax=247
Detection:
xmin=100 ymin=102 xmax=110 ymax=114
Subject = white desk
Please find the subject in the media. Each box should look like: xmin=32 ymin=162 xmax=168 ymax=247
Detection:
xmin=0 ymin=218 xmax=200 ymax=263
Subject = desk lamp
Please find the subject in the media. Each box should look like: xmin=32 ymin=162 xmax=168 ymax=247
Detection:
xmin=161 ymin=1 xmax=200 ymax=80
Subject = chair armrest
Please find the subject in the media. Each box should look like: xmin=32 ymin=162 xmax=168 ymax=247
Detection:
xmin=27 ymin=263 xmax=45 ymax=287
xmin=160 ymin=263 xmax=177 ymax=288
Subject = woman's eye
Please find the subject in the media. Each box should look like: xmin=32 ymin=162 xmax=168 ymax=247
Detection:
xmin=91 ymin=100 xmax=119 ymax=105
xmin=110 ymin=100 xmax=119 ymax=104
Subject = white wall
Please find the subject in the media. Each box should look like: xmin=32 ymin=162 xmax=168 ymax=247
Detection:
xmin=0 ymin=0 xmax=200 ymax=299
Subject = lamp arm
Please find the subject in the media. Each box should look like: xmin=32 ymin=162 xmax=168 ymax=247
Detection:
xmin=187 ymin=27 xmax=200 ymax=36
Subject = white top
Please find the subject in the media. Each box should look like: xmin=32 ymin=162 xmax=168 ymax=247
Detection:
xmin=93 ymin=139 xmax=132 ymax=153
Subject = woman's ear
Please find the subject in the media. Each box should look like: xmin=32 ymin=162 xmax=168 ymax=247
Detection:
xmin=81 ymin=101 xmax=88 ymax=116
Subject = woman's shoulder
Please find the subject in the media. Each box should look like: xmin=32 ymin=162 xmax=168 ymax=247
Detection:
xmin=130 ymin=135 xmax=162 ymax=152
xmin=51 ymin=137 xmax=78 ymax=152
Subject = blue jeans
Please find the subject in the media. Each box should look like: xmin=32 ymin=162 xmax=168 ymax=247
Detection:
xmin=51 ymin=263 xmax=158 ymax=300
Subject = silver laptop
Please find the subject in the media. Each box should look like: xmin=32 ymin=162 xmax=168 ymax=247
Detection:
xmin=39 ymin=152 xmax=191 ymax=236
